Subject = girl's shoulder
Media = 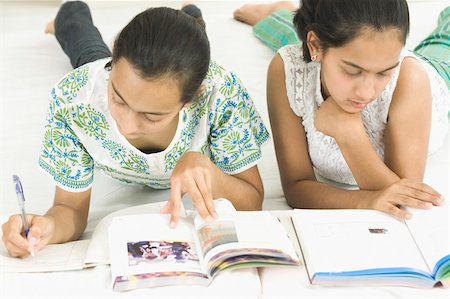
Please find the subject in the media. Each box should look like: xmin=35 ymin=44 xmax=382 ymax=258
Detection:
xmin=204 ymin=60 xmax=239 ymax=85
xmin=396 ymin=50 xmax=447 ymax=92
xmin=205 ymin=60 xmax=227 ymax=80
xmin=397 ymin=52 xmax=429 ymax=89
xmin=382 ymin=49 xmax=442 ymax=105
xmin=51 ymin=58 xmax=110 ymax=105
xmin=276 ymin=44 xmax=320 ymax=90
xmin=277 ymin=44 xmax=308 ymax=71
xmin=273 ymin=44 xmax=321 ymax=118
xmin=202 ymin=60 xmax=249 ymax=100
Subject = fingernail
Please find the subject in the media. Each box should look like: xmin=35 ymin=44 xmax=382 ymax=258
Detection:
xmin=29 ymin=237 xmax=37 ymax=245
xmin=424 ymin=202 xmax=433 ymax=209
xmin=28 ymin=248 xmax=35 ymax=257
xmin=212 ymin=212 xmax=219 ymax=219
xmin=405 ymin=213 xmax=412 ymax=220
xmin=170 ymin=221 xmax=176 ymax=229
xmin=435 ymin=199 xmax=443 ymax=205
xmin=205 ymin=216 xmax=214 ymax=222
xmin=439 ymin=195 xmax=446 ymax=201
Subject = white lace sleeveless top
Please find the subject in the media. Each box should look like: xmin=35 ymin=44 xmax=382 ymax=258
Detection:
xmin=278 ymin=44 xmax=449 ymax=186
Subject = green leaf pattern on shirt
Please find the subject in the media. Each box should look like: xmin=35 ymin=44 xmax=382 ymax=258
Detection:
xmin=208 ymin=66 xmax=269 ymax=173
xmin=101 ymin=140 xmax=149 ymax=174
xmin=72 ymin=104 xmax=109 ymax=139
xmin=57 ymin=65 xmax=90 ymax=102
xmin=164 ymin=90 xmax=209 ymax=171
xmin=39 ymin=60 xmax=269 ymax=190
xmin=39 ymin=66 xmax=94 ymax=189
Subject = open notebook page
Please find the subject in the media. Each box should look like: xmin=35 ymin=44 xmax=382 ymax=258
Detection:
xmin=0 ymin=239 xmax=91 ymax=272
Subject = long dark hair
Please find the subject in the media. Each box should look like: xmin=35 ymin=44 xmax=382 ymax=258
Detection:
xmin=293 ymin=0 xmax=410 ymax=62
xmin=112 ymin=7 xmax=210 ymax=103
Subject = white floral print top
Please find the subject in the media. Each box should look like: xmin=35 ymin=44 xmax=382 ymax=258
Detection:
xmin=39 ymin=58 xmax=269 ymax=191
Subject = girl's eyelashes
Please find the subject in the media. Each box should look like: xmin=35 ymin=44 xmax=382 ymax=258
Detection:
xmin=377 ymin=71 xmax=392 ymax=78
xmin=113 ymin=97 xmax=162 ymax=123
xmin=110 ymin=89 xmax=168 ymax=124
xmin=144 ymin=114 xmax=161 ymax=123
xmin=344 ymin=69 xmax=362 ymax=77
xmin=343 ymin=68 xmax=392 ymax=78
xmin=112 ymin=93 xmax=126 ymax=105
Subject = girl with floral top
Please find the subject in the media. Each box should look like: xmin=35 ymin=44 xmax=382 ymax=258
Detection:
xmin=2 ymin=1 xmax=269 ymax=257
xmin=236 ymin=0 xmax=449 ymax=219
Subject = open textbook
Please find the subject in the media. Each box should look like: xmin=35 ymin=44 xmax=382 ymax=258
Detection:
xmin=108 ymin=199 xmax=299 ymax=291
xmin=292 ymin=204 xmax=450 ymax=288
xmin=0 ymin=201 xmax=170 ymax=272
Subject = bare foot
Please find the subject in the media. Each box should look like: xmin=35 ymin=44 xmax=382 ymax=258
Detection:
xmin=44 ymin=20 xmax=55 ymax=35
xmin=233 ymin=1 xmax=297 ymax=26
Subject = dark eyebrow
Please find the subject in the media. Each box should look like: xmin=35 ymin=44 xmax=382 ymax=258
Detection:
xmin=110 ymin=81 xmax=128 ymax=105
xmin=110 ymin=80 xmax=170 ymax=116
xmin=342 ymin=59 xmax=399 ymax=73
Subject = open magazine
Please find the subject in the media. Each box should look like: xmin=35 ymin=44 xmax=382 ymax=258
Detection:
xmin=108 ymin=199 xmax=299 ymax=291
xmin=0 ymin=201 xmax=170 ymax=272
xmin=292 ymin=203 xmax=450 ymax=288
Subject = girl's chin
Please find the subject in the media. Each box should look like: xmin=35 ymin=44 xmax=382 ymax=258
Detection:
xmin=123 ymin=133 xmax=143 ymax=140
xmin=349 ymin=100 xmax=367 ymax=110
xmin=118 ymin=129 xmax=139 ymax=139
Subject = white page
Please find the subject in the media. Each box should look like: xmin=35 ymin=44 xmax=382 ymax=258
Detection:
xmin=108 ymin=214 xmax=204 ymax=278
xmin=0 ymin=239 xmax=90 ymax=272
xmin=235 ymin=211 xmax=298 ymax=257
xmin=406 ymin=201 xmax=450 ymax=272
xmin=269 ymin=210 xmax=303 ymax=259
xmin=292 ymin=209 xmax=430 ymax=277
xmin=85 ymin=201 xmax=173 ymax=265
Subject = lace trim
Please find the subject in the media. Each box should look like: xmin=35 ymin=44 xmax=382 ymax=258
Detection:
xmin=278 ymin=45 xmax=305 ymax=118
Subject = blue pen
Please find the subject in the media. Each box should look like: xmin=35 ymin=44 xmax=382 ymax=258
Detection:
xmin=12 ymin=175 xmax=30 ymax=237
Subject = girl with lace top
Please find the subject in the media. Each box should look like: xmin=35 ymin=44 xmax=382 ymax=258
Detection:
xmin=2 ymin=1 xmax=269 ymax=258
xmin=239 ymin=0 xmax=449 ymax=219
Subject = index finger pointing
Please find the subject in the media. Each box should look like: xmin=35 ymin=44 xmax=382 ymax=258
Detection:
xmin=168 ymin=185 xmax=182 ymax=228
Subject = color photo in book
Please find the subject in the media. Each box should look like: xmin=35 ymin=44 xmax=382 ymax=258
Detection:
xmin=127 ymin=240 xmax=199 ymax=266
xmin=197 ymin=219 xmax=238 ymax=256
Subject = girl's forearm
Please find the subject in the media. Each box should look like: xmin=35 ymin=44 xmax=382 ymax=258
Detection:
xmin=284 ymin=179 xmax=374 ymax=209
xmin=212 ymin=167 xmax=263 ymax=211
xmin=335 ymin=129 xmax=399 ymax=190
xmin=45 ymin=204 xmax=89 ymax=244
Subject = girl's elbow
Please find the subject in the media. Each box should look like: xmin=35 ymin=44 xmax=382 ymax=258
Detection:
xmin=252 ymin=187 xmax=264 ymax=211
xmin=282 ymin=181 xmax=309 ymax=209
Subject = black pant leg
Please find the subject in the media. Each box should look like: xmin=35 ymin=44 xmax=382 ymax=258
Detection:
xmin=54 ymin=1 xmax=111 ymax=68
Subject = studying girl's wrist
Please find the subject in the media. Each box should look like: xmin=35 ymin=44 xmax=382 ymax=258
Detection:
xmin=355 ymin=190 xmax=377 ymax=210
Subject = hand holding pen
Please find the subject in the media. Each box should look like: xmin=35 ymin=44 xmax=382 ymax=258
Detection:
xmin=11 ymin=175 xmax=36 ymax=256
xmin=12 ymin=175 xmax=30 ymax=238
xmin=2 ymin=175 xmax=57 ymax=257
xmin=2 ymin=175 xmax=42 ymax=257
